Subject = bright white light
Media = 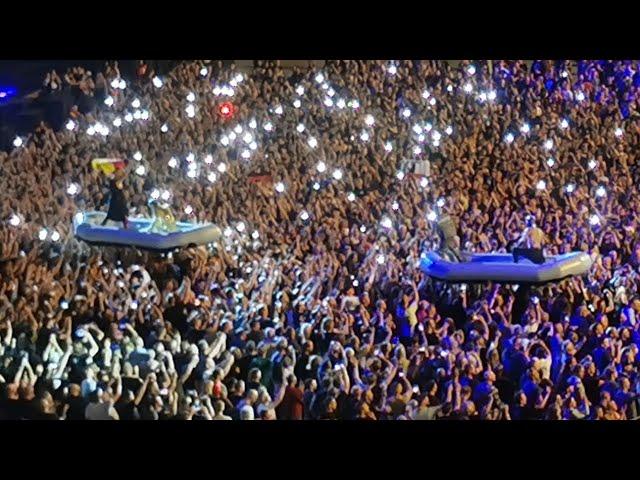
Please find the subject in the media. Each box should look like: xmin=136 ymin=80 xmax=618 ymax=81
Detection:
xmin=110 ymin=79 xmax=119 ymax=88
xmin=432 ymin=130 xmax=441 ymax=142
xmin=241 ymin=149 xmax=251 ymax=159
xmin=327 ymin=88 xmax=335 ymax=97
xmin=86 ymin=127 xmax=95 ymax=136
xmin=422 ymin=90 xmax=430 ymax=99
xmin=133 ymin=110 xmax=142 ymax=120
xmin=243 ymin=132 xmax=253 ymax=144
xmin=365 ymin=114 xmax=375 ymax=126
xmin=392 ymin=201 xmax=399 ymax=211
xmin=615 ymin=128 xmax=623 ymax=137
xmin=425 ymin=123 xmax=432 ymax=132
xmin=436 ymin=197 xmax=445 ymax=208
xmin=536 ymin=180 xmax=546 ymax=191
xmin=204 ymin=154 xmax=213 ymax=164
xmin=313 ymin=182 xmax=320 ymax=191
xmin=413 ymin=146 xmax=422 ymax=155
xmin=274 ymin=105 xmax=283 ymax=115
xmin=360 ymin=131 xmax=370 ymax=142
xmin=207 ymin=172 xmax=217 ymax=183
xmin=296 ymin=85 xmax=305 ymax=96
xmin=300 ymin=211 xmax=309 ymax=221
xmin=332 ymin=169 xmax=343 ymax=180
xmin=360 ymin=225 xmax=367 ymax=233
xmin=308 ymin=137 xmax=318 ymax=149
xmin=249 ymin=141 xmax=257 ymax=151
xmin=161 ymin=190 xmax=171 ymax=201
xmin=447 ymin=85 xmax=453 ymax=92
xmin=248 ymin=118 xmax=257 ymax=129
xmin=504 ymin=133 xmax=514 ymax=144
xmin=251 ymin=230 xmax=259 ymax=240
xmin=67 ymin=183 xmax=79 ymax=196
xmin=396 ymin=171 xmax=405 ymax=181
xmin=387 ymin=64 xmax=397 ymax=75
xmin=236 ymin=222 xmax=245 ymax=233
xmin=217 ymin=162 xmax=227 ymax=173
xmin=467 ymin=65 xmax=476 ymax=75
xmin=323 ymin=97 xmax=334 ymax=107
xmin=186 ymin=168 xmax=197 ymax=179
xmin=347 ymin=192 xmax=356 ymax=202
xmin=463 ymin=83 xmax=473 ymax=93
xmin=420 ymin=178 xmax=429 ymax=189
xmin=546 ymin=158 xmax=555 ymax=167
xmin=544 ymin=139 xmax=553 ymax=150
xmin=412 ymin=124 xmax=423 ymax=135
xmin=565 ymin=183 xmax=575 ymax=194
xmin=381 ymin=217 xmax=393 ymax=229
xmin=296 ymin=123 xmax=305 ymax=133
xmin=561 ymin=71 xmax=568 ymax=78
xmin=427 ymin=211 xmax=437 ymax=222
xmin=12 ymin=135 xmax=23 ymax=148
xmin=576 ymin=91 xmax=585 ymax=102
xmin=212 ymin=86 xmax=222 ymax=96
xmin=560 ymin=119 xmax=569 ymax=129
xmin=152 ymin=76 xmax=163 ymax=88
xmin=186 ymin=92 xmax=195 ymax=102
xmin=228 ymin=132 xmax=237 ymax=141
xmin=264 ymin=122 xmax=273 ymax=132
xmin=50 ymin=230 xmax=61 ymax=242
xmin=352 ymin=99 xmax=360 ymax=109
xmin=186 ymin=153 xmax=195 ymax=163
xmin=133 ymin=151 xmax=142 ymax=161
xmin=140 ymin=110 xmax=149 ymax=121
xmin=315 ymin=73 xmax=325 ymax=83
xmin=235 ymin=73 xmax=244 ymax=83
xmin=487 ymin=90 xmax=497 ymax=101
xmin=113 ymin=117 xmax=122 ymax=127
xmin=220 ymin=135 xmax=230 ymax=147
xmin=478 ymin=92 xmax=487 ymax=102
xmin=445 ymin=126 xmax=453 ymax=135
xmin=74 ymin=212 xmax=84 ymax=224
xmin=38 ymin=229 xmax=47 ymax=241
xmin=186 ymin=104 xmax=196 ymax=118
xmin=223 ymin=227 xmax=233 ymax=237
xmin=135 ymin=165 xmax=146 ymax=176
xmin=9 ymin=214 xmax=20 ymax=226
xmin=168 ymin=157 xmax=178 ymax=169
xmin=429 ymin=97 xmax=436 ymax=106
xmin=104 ymin=96 xmax=114 ymax=107
xmin=124 ymin=113 xmax=133 ymax=123
xmin=384 ymin=142 xmax=393 ymax=152
xmin=521 ymin=123 xmax=530 ymax=134
xmin=131 ymin=98 xmax=140 ymax=109
xmin=184 ymin=205 xmax=193 ymax=215
xmin=65 ymin=120 xmax=75 ymax=131
xmin=589 ymin=214 xmax=600 ymax=226
xmin=418 ymin=134 xmax=425 ymax=143
xmin=588 ymin=159 xmax=597 ymax=170
xmin=150 ymin=189 xmax=160 ymax=200
xmin=402 ymin=108 xmax=411 ymax=118
xmin=596 ymin=186 xmax=606 ymax=198
xmin=200 ymin=67 xmax=208 ymax=76
xmin=233 ymin=125 xmax=243 ymax=135
xmin=118 ymin=79 xmax=126 ymax=90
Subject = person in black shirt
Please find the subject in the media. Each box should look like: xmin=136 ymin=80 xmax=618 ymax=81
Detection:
xmin=101 ymin=176 xmax=129 ymax=229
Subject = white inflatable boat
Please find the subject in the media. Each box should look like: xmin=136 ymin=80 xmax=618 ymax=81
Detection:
xmin=420 ymin=251 xmax=593 ymax=284
xmin=74 ymin=211 xmax=222 ymax=250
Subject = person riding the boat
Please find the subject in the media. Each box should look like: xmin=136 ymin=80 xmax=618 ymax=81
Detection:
xmin=513 ymin=215 xmax=546 ymax=264
xmin=437 ymin=216 xmax=462 ymax=262
xmin=101 ymin=171 xmax=129 ymax=229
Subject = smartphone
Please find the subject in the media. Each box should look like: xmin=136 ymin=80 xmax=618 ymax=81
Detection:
xmin=532 ymin=296 xmax=539 ymax=305
xmin=398 ymin=371 xmax=404 ymax=377
xmin=412 ymin=386 xmax=420 ymax=394
xmin=75 ymin=328 xmax=86 ymax=338
xmin=460 ymin=284 xmax=467 ymax=292
xmin=440 ymin=350 xmax=449 ymax=358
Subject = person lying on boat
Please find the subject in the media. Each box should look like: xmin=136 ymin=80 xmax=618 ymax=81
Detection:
xmin=512 ymin=215 xmax=547 ymax=264
xmin=101 ymin=172 xmax=129 ymax=229
xmin=146 ymin=198 xmax=178 ymax=233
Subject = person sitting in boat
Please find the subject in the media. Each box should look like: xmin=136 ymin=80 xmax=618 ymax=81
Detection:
xmin=513 ymin=215 xmax=547 ymax=264
xmin=101 ymin=172 xmax=129 ymax=229
xmin=147 ymin=198 xmax=178 ymax=233
xmin=437 ymin=216 xmax=462 ymax=262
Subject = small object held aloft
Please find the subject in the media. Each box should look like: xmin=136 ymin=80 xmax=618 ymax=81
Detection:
xmin=218 ymin=102 xmax=235 ymax=120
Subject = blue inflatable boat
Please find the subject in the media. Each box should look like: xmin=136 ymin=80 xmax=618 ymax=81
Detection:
xmin=73 ymin=211 xmax=222 ymax=250
xmin=420 ymin=251 xmax=593 ymax=284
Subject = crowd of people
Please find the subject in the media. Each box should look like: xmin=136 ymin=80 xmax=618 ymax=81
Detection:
xmin=1 ymin=59 xmax=640 ymax=420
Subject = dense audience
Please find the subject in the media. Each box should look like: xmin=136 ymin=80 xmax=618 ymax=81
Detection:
xmin=1 ymin=59 xmax=640 ymax=420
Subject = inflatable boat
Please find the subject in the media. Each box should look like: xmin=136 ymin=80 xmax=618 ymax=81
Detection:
xmin=73 ymin=211 xmax=222 ymax=251
xmin=420 ymin=251 xmax=593 ymax=284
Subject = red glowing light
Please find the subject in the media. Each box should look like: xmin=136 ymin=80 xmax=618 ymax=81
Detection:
xmin=219 ymin=102 xmax=235 ymax=119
